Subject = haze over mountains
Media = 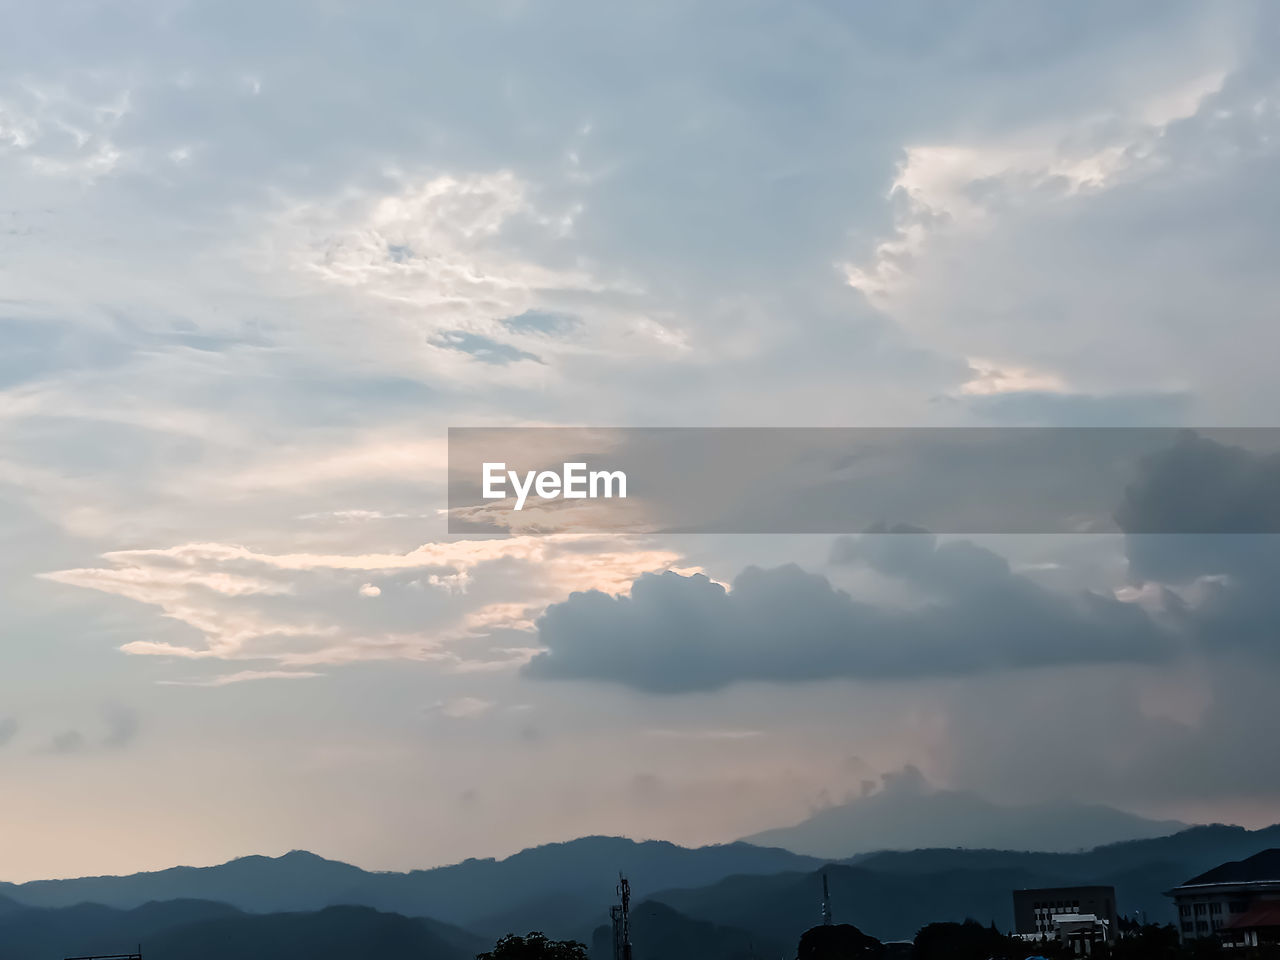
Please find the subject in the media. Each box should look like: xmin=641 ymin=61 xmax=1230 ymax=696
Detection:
xmin=3 ymin=784 xmax=1277 ymax=960
xmin=4 ymin=822 xmax=1280 ymax=953
xmin=0 ymin=839 xmax=819 ymax=938
xmin=743 ymin=769 xmax=1188 ymax=857
xmin=0 ymin=898 xmax=485 ymax=960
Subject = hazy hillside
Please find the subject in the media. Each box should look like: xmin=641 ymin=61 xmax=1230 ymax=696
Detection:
xmin=0 ymin=898 xmax=242 ymax=958
xmin=852 ymin=824 xmax=1280 ymax=877
xmin=589 ymin=899 xmax=785 ymax=960
xmin=653 ymin=863 xmax=1044 ymax=944
xmin=4 ymin=824 xmax=1278 ymax=955
xmin=0 ymin=837 xmax=819 ymax=941
xmin=745 ymin=786 xmax=1187 ymax=857
xmin=144 ymin=905 xmax=483 ymax=960
xmin=654 ymin=824 xmax=1280 ymax=942
xmin=0 ymin=898 xmax=483 ymax=960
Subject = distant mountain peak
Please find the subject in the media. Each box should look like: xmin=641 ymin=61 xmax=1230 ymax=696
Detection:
xmin=743 ymin=773 xmax=1190 ymax=858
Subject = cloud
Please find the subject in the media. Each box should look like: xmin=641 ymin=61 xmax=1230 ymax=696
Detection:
xmin=1111 ymin=432 xmax=1280 ymax=662
xmin=427 ymin=697 xmax=495 ymax=719
xmin=428 ymin=330 xmax=542 ymax=366
xmin=42 ymin=535 xmax=692 ymax=674
xmin=0 ymin=715 xmax=18 ymax=747
xmin=955 ymin=389 xmax=1192 ymax=426
xmin=1118 ymin=431 xmax=1280 ymax=551
xmin=2 ymin=0 xmax=1279 ymax=866
xmin=40 ymin=706 xmax=140 ymax=754
xmin=101 ymin=704 xmax=140 ymax=749
xmin=0 ymin=80 xmax=131 ymax=182
xmin=840 ymin=36 xmax=1280 ymax=416
xmin=46 ymin=729 xmax=88 ymax=755
xmin=266 ymin=169 xmax=599 ymax=319
xmin=843 ymin=63 xmax=1226 ymax=305
xmin=526 ymin=537 xmax=1170 ymax=693
xmin=644 ymin=728 xmax=764 ymax=741
xmin=501 ymin=310 xmax=582 ymax=337
xmin=158 ymin=669 xmax=324 ymax=687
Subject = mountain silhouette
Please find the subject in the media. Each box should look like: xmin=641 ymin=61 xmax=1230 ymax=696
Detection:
xmin=0 ymin=898 xmax=482 ymax=960
xmin=744 ymin=775 xmax=1187 ymax=857
xmin=4 ymin=824 xmax=1278 ymax=954
xmin=655 ymin=823 xmax=1280 ymax=942
xmin=0 ymin=838 xmax=818 ymax=942
xmin=144 ymin=905 xmax=483 ymax=960
xmin=0 ymin=898 xmax=241 ymax=957
xmin=589 ymin=899 xmax=785 ymax=960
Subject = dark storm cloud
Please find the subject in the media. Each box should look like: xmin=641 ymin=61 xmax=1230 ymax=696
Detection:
xmin=1119 ymin=431 xmax=1280 ymax=581
xmin=1119 ymin=431 xmax=1280 ymax=544
xmin=525 ymin=535 xmax=1171 ymax=693
xmin=1114 ymin=432 xmax=1280 ymax=660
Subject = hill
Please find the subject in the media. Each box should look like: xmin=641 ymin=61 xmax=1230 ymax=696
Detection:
xmin=654 ymin=823 xmax=1280 ymax=942
xmin=0 ymin=838 xmax=819 ymax=942
xmin=144 ymin=905 xmax=483 ymax=960
xmin=0 ymin=898 xmax=242 ymax=957
xmin=0 ymin=897 xmax=483 ymax=960
xmin=589 ymin=899 xmax=785 ymax=960
xmin=744 ymin=785 xmax=1187 ymax=858
xmin=653 ymin=862 xmax=1040 ymax=944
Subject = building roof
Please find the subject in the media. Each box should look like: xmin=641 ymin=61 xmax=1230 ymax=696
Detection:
xmin=1180 ymin=849 xmax=1280 ymax=887
xmin=1226 ymin=902 xmax=1280 ymax=931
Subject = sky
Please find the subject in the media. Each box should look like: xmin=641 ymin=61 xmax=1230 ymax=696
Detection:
xmin=2 ymin=0 xmax=1280 ymax=882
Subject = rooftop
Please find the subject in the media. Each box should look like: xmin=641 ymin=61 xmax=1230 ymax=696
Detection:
xmin=1179 ymin=849 xmax=1280 ymax=887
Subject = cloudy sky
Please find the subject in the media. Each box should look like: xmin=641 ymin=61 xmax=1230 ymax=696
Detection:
xmin=3 ymin=1 xmax=1280 ymax=882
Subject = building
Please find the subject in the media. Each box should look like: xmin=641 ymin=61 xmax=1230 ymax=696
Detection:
xmin=1222 ymin=901 xmax=1280 ymax=948
xmin=1053 ymin=914 xmax=1112 ymax=955
xmin=1166 ymin=849 xmax=1280 ymax=944
xmin=1013 ymin=913 xmax=1112 ymax=955
xmin=1013 ymin=886 xmax=1118 ymax=943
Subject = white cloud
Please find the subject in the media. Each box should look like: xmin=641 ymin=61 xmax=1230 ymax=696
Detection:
xmin=844 ymin=69 xmax=1228 ymax=307
xmin=265 ymin=170 xmax=600 ymax=317
xmin=0 ymin=81 xmax=132 ymax=182
xmin=41 ymin=535 xmax=694 ymax=675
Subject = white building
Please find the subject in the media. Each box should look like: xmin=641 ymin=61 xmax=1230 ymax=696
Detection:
xmin=1165 ymin=849 xmax=1280 ymax=943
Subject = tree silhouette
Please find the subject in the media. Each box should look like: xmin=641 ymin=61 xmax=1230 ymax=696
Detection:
xmin=913 ymin=920 xmax=1018 ymax=960
xmin=797 ymin=923 xmax=883 ymax=960
xmin=478 ymin=932 xmax=591 ymax=960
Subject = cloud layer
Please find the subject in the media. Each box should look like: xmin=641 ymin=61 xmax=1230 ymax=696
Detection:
xmin=527 ymin=536 xmax=1170 ymax=692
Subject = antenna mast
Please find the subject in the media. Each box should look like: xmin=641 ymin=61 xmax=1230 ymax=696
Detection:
xmin=821 ymin=872 xmax=833 ymax=926
xmin=611 ymin=872 xmax=633 ymax=960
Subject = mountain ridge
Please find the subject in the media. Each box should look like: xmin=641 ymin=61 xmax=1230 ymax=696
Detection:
xmin=744 ymin=783 xmax=1189 ymax=857
xmin=653 ymin=823 xmax=1280 ymax=942
xmin=0 ymin=836 xmax=821 ymax=940
xmin=3 ymin=824 xmax=1279 ymax=952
